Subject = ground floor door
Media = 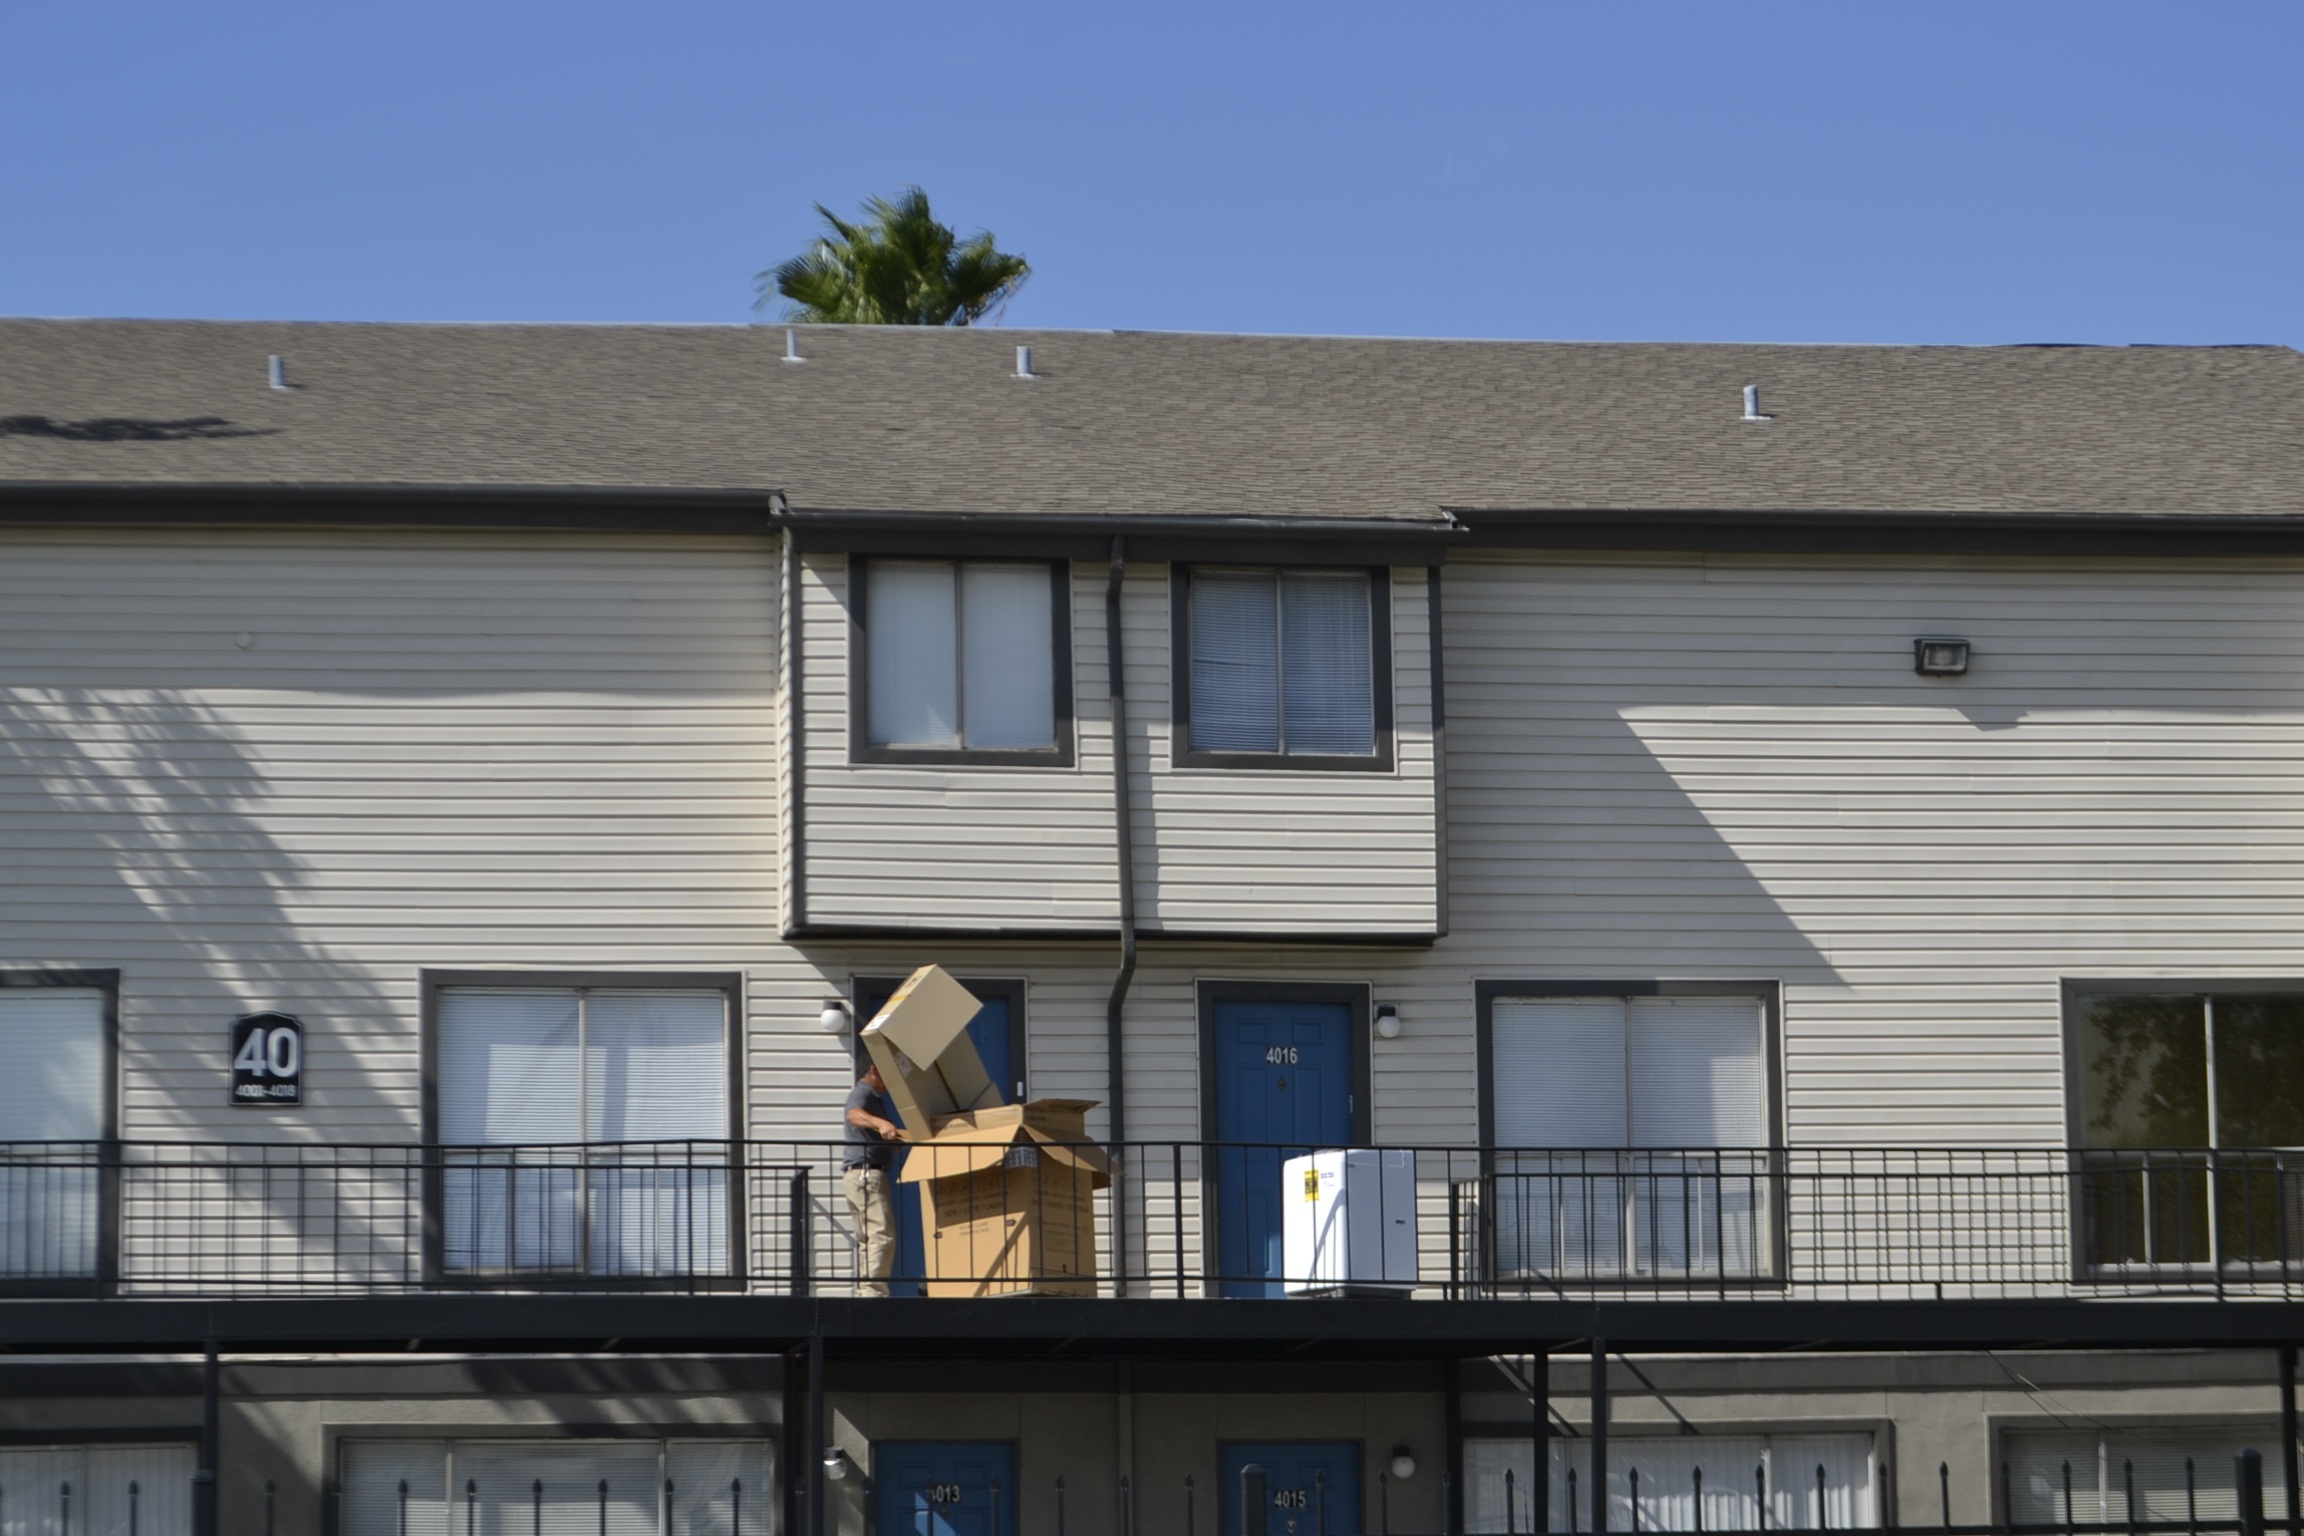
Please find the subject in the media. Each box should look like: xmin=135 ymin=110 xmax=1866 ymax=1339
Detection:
xmin=1210 ymin=994 xmax=1357 ymax=1297
xmin=1220 ymin=1442 xmax=1363 ymax=1536
xmin=873 ymin=1441 xmax=1017 ymax=1536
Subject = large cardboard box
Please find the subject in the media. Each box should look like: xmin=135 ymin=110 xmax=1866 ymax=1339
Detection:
xmin=859 ymin=965 xmax=1002 ymax=1129
xmin=896 ymin=1101 xmax=1111 ymax=1298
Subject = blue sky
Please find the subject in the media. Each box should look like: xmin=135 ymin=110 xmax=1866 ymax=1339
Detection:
xmin=4 ymin=2 xmax=2298 ymax=345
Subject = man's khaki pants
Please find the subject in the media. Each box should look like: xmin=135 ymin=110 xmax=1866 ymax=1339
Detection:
xmin=843 ymin=1166 xmax=896 ymax=1297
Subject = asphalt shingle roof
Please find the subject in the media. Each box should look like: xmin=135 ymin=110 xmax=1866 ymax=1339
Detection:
xmin=1 ymin=319 xmax=2299 ymax=520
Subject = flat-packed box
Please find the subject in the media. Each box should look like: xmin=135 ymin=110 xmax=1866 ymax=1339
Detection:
xmin=859 ymin=964 xmax=1002 ymax=1128
xmin=896 ymin=1100 xmax=1111 ymax=1298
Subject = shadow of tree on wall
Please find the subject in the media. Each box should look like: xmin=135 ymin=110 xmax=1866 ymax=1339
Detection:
xmin=0 ymin=688 xmax=407 ymax=1285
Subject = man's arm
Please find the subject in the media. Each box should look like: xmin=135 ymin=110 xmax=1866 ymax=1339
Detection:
xmin=847 ymin=1103 xmax=902 ymax=1139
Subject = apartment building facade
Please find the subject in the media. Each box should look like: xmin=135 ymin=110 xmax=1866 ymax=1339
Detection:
xmin=1 ymin=321 xmax=2302 ymax=1536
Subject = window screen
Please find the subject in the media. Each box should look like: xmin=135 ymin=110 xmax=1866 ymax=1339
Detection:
xmin=1466 ymin=1432 xmax=1875 ymax=1533
xmin=863 ymin=560 xmax=1058 ymax=751
xmin=341 ymin=1439 xmax=772 ymax=1536
xmin=1187 ymin=568 xmax=1375 ymax=756
xmin=437 ymin=988 xmax=730 ymax=1277
xmin=0 ymin=1445 xmax=195 ymax=1536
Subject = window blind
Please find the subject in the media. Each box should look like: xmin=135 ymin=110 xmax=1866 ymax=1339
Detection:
xmin=584 ymin=992 xmax=729 ymax=1142
xmin=1627 ymin=997 xmax=1767 ymax=1148
xmin=436 ymin=988 xmax=728 ymax=1276
xmin=867 ymin=561 xmax=961 ymax=747
xmin=0 ymin=989 xmax=105 ymax=1142
xmin=1279 ymin=572 xmax=1374 ymax=754
xmin=341 ymin=1441 xmax=773 ymax=1536
xmin=959 ymin=563 xmax=1056 ymax=748
xmin=2008 ymin=1428 xmax=2292 ymax=1526
xmin=1190 ymin=571 xmax=1282 ymax=751
xmin=0 ymin=1445 xmax=196 ymax=1536
xmin=1491 ymin=998 xmax=1629 ymax=1147
xmin=437 ymin=989 xmax=582 ymax=1145
xmin=1465 ymin=1433 xmax=1875 ymax=1534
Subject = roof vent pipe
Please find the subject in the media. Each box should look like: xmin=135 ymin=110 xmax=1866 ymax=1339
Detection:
xmin=267 ymin=356 xmax=289 ymax=392
xmin=1741 ymin=385 xmax=1772 ymax=423
xmin=783 ymin=329 xmax=804 ymax=364
xmin=1015 ymin=345 xmax=1034 ymax=379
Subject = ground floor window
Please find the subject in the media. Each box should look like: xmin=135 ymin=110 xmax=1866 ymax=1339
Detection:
xmin=1465 ymin=1433 xmax=1875 ymax=1532
xmin=1485 ymin=988 xmax=1773 ymax=1280
xmin=2070 ymin=987 xmax=2304 ymax=1272
xmin=2005 ymin=1427 xmax=2291 ymax=1525
xmin=434 ymin=983 xmax=735 ymax=1278
xmin=341 ymin=1438 xmax=771 ymax=1536
xmin=0 ymin=1444 xmax=193 ymax=1535
xmin=0 ymin=984 xmax=110 ymax=1281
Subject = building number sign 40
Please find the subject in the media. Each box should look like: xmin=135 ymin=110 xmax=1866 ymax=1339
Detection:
xmin=231 ymin=1012 xmax=304 ymax=1107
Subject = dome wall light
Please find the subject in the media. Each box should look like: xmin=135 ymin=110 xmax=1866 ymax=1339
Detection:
xmin=821 ymin=1448 xmax=857 ymax=1482
xmin=1390 ymin=1446 xmax=1417 ymax=1481
xmin=1373 ymin=1003 xmax=1403 ymax=1041
xmin=819 ymin=998 xmax=853 ymax=1035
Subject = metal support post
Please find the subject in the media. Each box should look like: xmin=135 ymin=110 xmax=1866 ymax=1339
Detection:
xmin=807 ymin=1333 xmax=827 ymax=1536
xmin=2280 ymin=1345 xmax=2300 ymax=1536
xmin=1533 ymin=1349 xmax=1550 ymax=1536
xmin=1591 ymin=1339 xmax=1609 ymax=1536
xmin=193 ymin=1337 xmax=219 ymax=1536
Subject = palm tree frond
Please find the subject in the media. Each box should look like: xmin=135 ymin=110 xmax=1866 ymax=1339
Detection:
xmin=754 ymin=187 xmax=1029 ymax=325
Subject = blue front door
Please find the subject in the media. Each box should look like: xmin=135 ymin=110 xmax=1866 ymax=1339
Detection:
xmin=875 ymin=1442 xmax=1017 ymax=1536
xmin=858 ymin=985 xmax=1016 ymax=1296
xmin=1212 ymin=997 xmax=1355 ymax=1298
xmin=1220 ymin=1442 xmax=1362 ymax=1536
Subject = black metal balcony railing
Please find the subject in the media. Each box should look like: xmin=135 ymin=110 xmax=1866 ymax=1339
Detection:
xmin=1 ymin=1140 xmax=2300 ymax=1300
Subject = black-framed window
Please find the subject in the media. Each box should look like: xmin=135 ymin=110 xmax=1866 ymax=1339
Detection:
xmin=2066 ymin=982 xmax=2304 ymax=1273
xmin=0 ymin=968 xmax=119 ymax=1290
xmin=421 ymin=971 xmax=743 ymax=1284
xmin=850 ymin=558 xmax=1074 ymax=765
xmin=1172 ymin=566 xmax=1393 ymax=769
xmin=1474 ymin=981 xmax=1781 ymax=1283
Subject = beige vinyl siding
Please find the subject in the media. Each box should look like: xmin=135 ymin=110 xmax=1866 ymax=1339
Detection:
xmin=1439 ymin=550 xmax=2304 ymax=1149
xmin=1127 ymin=562 xmax=1441 ymax=936
xmin=0 ymin=526 xmax=782 ymax=1144
xmin=794 ymin=553 xmax=1122 ymax=931
xmin=792 ymin=556 xmax=1442 ymax=937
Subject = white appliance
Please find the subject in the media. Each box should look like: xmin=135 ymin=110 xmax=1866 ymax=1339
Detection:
xmin=1280 ymin=1149 xmax=1418 ymax=1296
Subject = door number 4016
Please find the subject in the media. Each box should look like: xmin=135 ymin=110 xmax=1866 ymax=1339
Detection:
xmin=1264 ymin=1046 xmax=1299 ymax=1066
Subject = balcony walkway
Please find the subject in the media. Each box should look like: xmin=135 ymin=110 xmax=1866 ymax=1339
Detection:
xmin=1 ymin=1139 xmax=2300 ymax=1355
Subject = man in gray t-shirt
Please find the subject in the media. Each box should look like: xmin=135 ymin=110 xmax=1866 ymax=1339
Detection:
xmin=843 ymin=1063 xmax=901 ymax=1296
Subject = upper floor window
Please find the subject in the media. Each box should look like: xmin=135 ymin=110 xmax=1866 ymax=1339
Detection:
xmin=1175 ymin=566 xmax=1390 ymax=767
xmin=430 ymin=978 xmax=736 ymax=1280
xmin=853 ymin=559 xmax=1071 ymax=764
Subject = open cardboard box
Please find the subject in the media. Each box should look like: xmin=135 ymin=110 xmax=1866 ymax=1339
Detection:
xmin=895 ymin=1100 xmax=1111 ymax=1298
xmin=860 ymin=966 xmax=1109 ymax=1297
